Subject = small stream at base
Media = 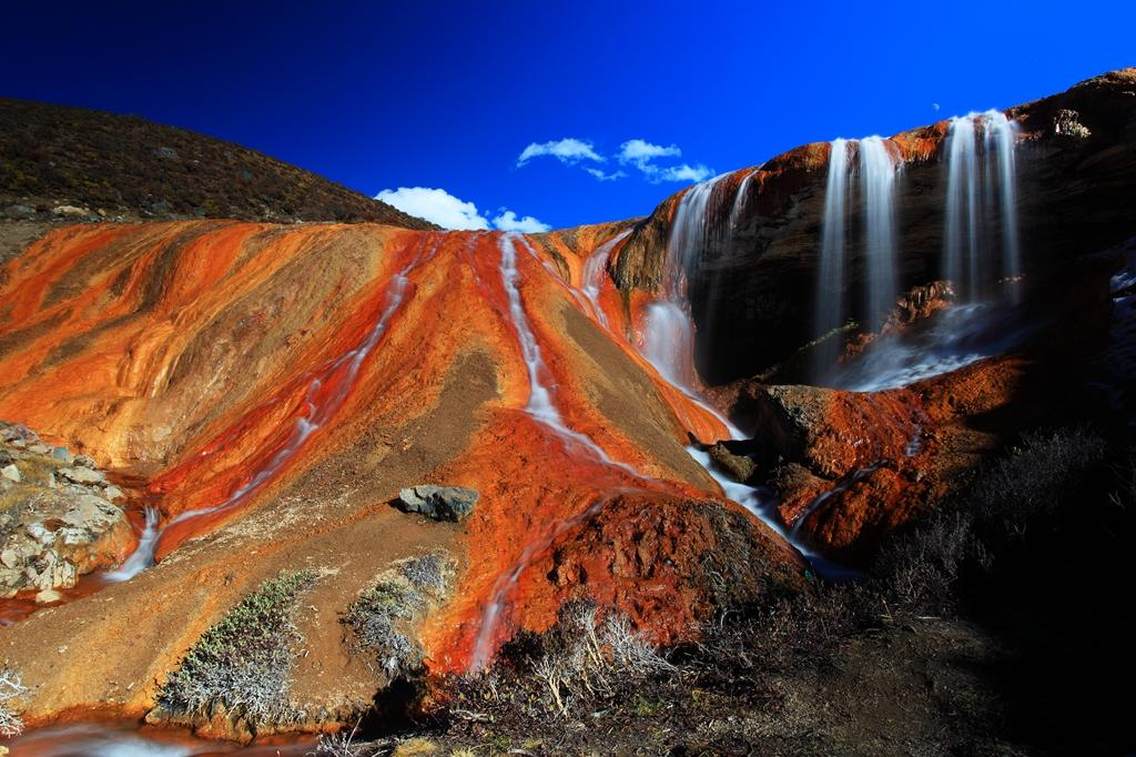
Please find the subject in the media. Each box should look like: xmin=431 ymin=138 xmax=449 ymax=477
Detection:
xmin=828 ymin=301 xmax=1034 ymax=392
xmin=3 ymin=721 xmax=314 ymax=756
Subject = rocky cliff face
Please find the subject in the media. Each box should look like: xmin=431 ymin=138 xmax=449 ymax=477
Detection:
xmin=612 ymin=68 xmax=1136 ymax=383
xmin=0 ymin=421 xmax=132 ymax=602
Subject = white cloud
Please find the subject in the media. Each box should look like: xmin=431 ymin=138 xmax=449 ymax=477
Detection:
xmin=492 ymin=209 xmax=551 ymax=233
xmin=374 ymin=186 xmax=489 ymax=230
xmin=650 ymin=163 xmax=715 ymax=183
xmin=517 ymin=138 xmax=604 ymax=167
xmin=615 ymin=138 xmax=711 ymax=183
xmin=617 ymin=138 xmax=682 ymax=167
xmin=513 ymin=135 xmax=710 ymax=185
xmin=584 ymin=167 xmax=627 ymax=182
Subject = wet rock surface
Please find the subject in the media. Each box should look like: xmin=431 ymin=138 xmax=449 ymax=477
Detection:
xmin=0 ymin=421 xmax=132 ymax=597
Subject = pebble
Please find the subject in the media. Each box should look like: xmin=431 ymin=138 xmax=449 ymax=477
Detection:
xmin=35 ymin=589 xmax=62 ymax=604
xmin=0 ymin=464 xmax=20 ymax=483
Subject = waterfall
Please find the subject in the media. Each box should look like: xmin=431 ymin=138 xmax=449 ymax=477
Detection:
xmin=943 ymin=111 xmax=1020 ymax=300
xmin=581 ymin=229 xmax=630 ymax=327
xmin=103 ymin=507 xmax=159 ymax=582
xmin=812 ymin=136 xmax=899 ymax=379
xmin=662 ymin=175 xmax=726 ymax=297
xmin=813 ymin=138 xmax=851 ymax=379
xmin=728 ymin=171 xmax=754 ymax=231
xmin=860 ymin=136 xmax=900 ymax=328
xmin=988 ymin=111 xmax=1022 ymax=292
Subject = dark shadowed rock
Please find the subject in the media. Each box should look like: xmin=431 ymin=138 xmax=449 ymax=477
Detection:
xmin=396 ymin=485 xmax=479 ymax=522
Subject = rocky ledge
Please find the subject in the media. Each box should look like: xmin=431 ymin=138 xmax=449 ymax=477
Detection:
xmin=0 ymin=421 xmax=132 ymax=600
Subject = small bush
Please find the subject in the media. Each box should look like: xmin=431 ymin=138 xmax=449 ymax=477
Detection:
xmin=872 ymin=427 xmax=1107 ymax=615
xmin=0 ymin=666 xmax=26 ymax=736
xmin=156 ymin=569 xmax=318 ymax=725
xmin=969 ymin=428 xmax=1107 ymax=531
xmin=344 ymin=553 xmax=456 ymax=679
xmin=447 ymin=601 xmax=675 ymax=721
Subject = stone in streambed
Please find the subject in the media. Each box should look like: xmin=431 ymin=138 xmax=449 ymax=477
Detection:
xmin=35 ymin=589 xmax=62 ymax=604
xmin=708 ymin=442 xmax=758 ymax=484
xmin=396 ymin=485 xmax=478 ymax=522
xmin=59 ymin=466 xmax=104 ymax=485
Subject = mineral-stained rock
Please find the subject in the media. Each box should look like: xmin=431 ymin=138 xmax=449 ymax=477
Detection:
xmin=542 ymin=492 xmax=806 ymax=646
xmin=741 ymin=383 xmax=920 ymax=479
xmin=396 ymin=485 xmax=479 ymax=522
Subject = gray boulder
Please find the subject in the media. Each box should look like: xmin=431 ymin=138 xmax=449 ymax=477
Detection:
xmin=396 ymin=485 xmax=479 ymax=522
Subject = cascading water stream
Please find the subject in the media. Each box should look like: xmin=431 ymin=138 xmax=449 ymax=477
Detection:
xmin=943 ymin=110 xmax=1021 ymax=300
xmin=664 ymin=175 xmax=726 ymax=296
xmin=581 ymin=229 xmax=631 ymax=327
xmin=471 ymin=233 xmax=647 ymax=669
xmin=728 ymin=171 xmax=754 ymax=231
xmin=106 ymin=243 xmax=436 ymax=580
xmin=103 ymin=507 xmax=159 ymax=582
xmin=640 ymin=178 xmax=850 ymax=577
xmin=860 ymin=136 xmax=900 ymax=328
xmin=813 ymin=138 xmax=851 ymax=380
xmin=944 ymin=114 xmax=980 ymax=298
xmin=497 ymin=233 xmax=638 ymax=473
xmin=989 ymin=111 xmax=1022 ymax=293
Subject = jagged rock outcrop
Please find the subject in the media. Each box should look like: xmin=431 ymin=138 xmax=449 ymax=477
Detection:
xmin=0 ymin=421 xmax=132 ymax=599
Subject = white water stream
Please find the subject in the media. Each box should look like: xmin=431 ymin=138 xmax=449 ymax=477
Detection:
xmin=107 ymin=244 xmax=434 ymax=580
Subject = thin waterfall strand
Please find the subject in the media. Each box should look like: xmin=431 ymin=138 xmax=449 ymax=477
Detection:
xmin=860 ymin=136 xmax=900 ymax=327
xmin=813 ymin=138 xmax=850 ymax=379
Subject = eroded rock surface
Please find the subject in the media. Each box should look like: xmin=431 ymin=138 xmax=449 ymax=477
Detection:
xmin=0 ymin=421 xmax=132 ymax=598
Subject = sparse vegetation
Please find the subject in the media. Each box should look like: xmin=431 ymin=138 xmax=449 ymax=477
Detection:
xmin=344 ymin=553 xmax=456 ymax=679
xmin=324 ymin=426 xmax=1130 ymax=754
xmin=0 ymin=98 xmax=435 ymax=227
xmin=0 ymin=666 xmax=26 ymax=736
xmin=155 ymin=569 xmax=318 ymax=726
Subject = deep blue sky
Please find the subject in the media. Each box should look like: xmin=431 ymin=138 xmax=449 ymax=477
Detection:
xmin=5 ymin=1 xmax=1134 ymax=229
